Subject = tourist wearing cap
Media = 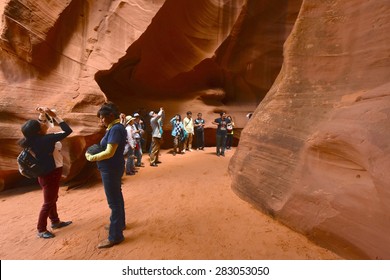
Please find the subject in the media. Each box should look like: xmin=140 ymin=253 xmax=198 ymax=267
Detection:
xmin=124 ymin=116 xmax=136 ymax=175
xmin=133 ymin=112 xmax=144 ymax=167
xmin=149 ymin=107 xmax=164 ymax=166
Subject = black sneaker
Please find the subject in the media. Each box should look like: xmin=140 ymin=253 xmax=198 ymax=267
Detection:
xmin=51 ymin=221 xmax=72 ymax=229
xmin=37 ymin=231 xmax=55 ymax=239
xmin=97 ymin=238 xmax=124 ymax=249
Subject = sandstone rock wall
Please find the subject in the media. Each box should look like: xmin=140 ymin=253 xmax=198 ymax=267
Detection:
xmin=1 ymin=0 xmax=257 ymax=189
xmin=95 ymin=0 xmax=249 ymax=127
xmin=0 ymin=0 xmax=164 ymax=189
xmin=1 ymin=0 xmax=389 ymax=259
xmin=229 ymin=0 xmax=390 ymax=259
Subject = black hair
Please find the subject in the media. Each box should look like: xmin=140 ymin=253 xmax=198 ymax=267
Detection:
xmin=175 ymin=114 xmax=182 ymax=121
xmin=18 ymin=119 xmax=41 ymax=148
xmin=219 ymin=111 xmax=226 ymax=117
xmin=97 ymin=102 xmax=120 ymax=118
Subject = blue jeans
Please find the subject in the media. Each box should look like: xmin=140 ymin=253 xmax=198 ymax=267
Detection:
xmin=216 ymin=134 xmax=227 ymax=155
xmin=125 ymin=147 xmax=135 ymax=174
xmin=134 ymin=138 xmax=143 ymax=166
xmin=226 ymin=133 xmax=233 ymax=148
xmin=100 ymin=168 xmax=125 ymax=242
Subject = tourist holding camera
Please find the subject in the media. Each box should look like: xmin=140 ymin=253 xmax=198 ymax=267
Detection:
xmin=19 ymin=107 xmax=73 ymax=239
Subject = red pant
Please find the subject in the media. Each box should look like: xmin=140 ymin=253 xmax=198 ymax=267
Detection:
xmin=37 ymin=168 xmax=62 ymax=232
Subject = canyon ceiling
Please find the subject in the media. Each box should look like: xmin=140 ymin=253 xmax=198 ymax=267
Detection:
xmin=0 ymin=0 xmax=389 ymax=259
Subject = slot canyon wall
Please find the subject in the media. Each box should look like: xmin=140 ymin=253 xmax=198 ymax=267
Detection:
xmin=0 ymin=0 xmax=297 ymax=188
xmin=229 ymin=0 xmax=390 ymax=259
xmin=0 ymin=0 xmax=389 ymax=259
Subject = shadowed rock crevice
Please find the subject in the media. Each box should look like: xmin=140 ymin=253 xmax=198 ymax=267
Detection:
xmin=95 ymin=0 xmax=246 ymax=104
xmin=95 ymin=0 xmax=300 ymax=111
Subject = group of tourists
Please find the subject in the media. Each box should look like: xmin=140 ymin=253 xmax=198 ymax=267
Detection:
xmin=169 ymin=111 xmax=235 ymax=157
xmin=169 ymin=111 xmax=205 ymax=155
xmin=18 ymin=101 xmax=236 ymax=249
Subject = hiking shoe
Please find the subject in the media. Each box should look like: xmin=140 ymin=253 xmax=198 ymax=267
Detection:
xmin=37 ymin=231 xmax=55 ymax=239
xmin=51 ymin=221 xmax=72 ymax=229
xmin=97 ymin=238 xmax=124 ymax=249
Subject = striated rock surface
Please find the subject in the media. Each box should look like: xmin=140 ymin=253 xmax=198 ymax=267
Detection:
xmin=0 ymin=0 xmax=164 ymax=189
xmin=229 ymin=0 xmax=390 ymax=259
xmin=1 ymin=0 xmax=389 ymax=259
xmin=2 ymin=0 xmax=277 ymax=190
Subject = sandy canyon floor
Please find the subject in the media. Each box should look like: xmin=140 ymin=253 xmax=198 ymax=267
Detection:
xmin=0 ymin=148 xmax=341 ymax=260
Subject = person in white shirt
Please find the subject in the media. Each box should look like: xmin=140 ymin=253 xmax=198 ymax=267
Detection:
xmin=182 ymin=111 xmax=194 ymax=152
xmin=133 ymin=113 xmax=144 ymax=167
xmin=149 ymin=108 xmax=164 ymax=166
xmin=124 ymin=116 xmax=136 ymax=175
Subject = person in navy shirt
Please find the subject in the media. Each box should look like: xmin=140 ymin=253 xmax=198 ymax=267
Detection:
xmin=212 ymin=111 xmax=231 ymax=157
xmin=194 ymin=112 xmax=205 ymax=150
xmin=85 ymin=102 xmax=127 ymax=249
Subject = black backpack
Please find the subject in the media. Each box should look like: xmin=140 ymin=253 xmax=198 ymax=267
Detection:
xmin=17 ymin=148 xmax=45 ymax=179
